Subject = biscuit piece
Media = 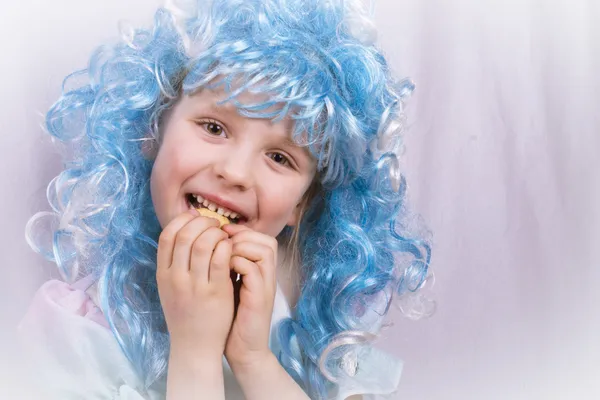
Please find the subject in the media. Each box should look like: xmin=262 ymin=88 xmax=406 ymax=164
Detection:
xmin=196 ymin=208 xmax=231 ymax=227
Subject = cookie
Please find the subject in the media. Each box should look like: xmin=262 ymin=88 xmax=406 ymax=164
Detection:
xmin=196 ymin=208 xmax=231 ymax=227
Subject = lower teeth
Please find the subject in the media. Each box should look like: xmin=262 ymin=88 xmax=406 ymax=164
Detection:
xmin=187 ymin=195 xmax=238 ymax=222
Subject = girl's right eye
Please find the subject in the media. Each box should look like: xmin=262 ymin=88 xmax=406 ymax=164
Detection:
xmin=197 ymin=120 xmax=226 ymax=137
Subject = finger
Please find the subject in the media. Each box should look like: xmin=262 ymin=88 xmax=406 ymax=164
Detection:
xmin=190 ymin=227 xmax=229 ymax=283
xmin=230 ymin=255 xmax=263 ymax=295
xmin=171 ymin=216 xmax=220 ymax=272
xmin=157 ymin=211 xmax=198 ymax=274
xmin=221 ymin=223 xmax=252 ymax=236
xmin=226 ymin=230 xmax=279 ymax=255
xmin=231 ymin=242 xmax=276 ymax=287
xmin=208 ymin=239 xmax=233 ymax=284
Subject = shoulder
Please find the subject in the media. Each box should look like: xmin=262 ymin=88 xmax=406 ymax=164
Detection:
xmin=19 ymin=278 xmax=109 ymax=330
xmin=17 ymin=279 xmax=160 ymax=399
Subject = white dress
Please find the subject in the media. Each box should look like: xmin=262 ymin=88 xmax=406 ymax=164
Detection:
xmin=17 ymin=276 xmax=402 ymax=399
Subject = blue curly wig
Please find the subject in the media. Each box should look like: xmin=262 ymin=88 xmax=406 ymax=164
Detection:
xmin=26 ymin=0 xmax=432 ymax=398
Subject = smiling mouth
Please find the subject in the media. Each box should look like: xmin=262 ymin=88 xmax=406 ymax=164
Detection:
xmin=185 ymin=193 xmax=246 ymax=224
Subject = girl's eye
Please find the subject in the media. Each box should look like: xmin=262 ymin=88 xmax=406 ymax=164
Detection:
xmin=200 ymin=121 xmax=225 ymax=136
xmin=269 ymin=152 xmax=291 ymax=166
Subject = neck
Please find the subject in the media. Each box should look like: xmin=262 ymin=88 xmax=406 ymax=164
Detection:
xmin=277 ymin=243 xmax=301 ymax=311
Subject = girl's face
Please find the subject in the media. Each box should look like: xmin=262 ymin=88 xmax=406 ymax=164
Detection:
xmin=150 ymin=87 xmax=317 ymax=238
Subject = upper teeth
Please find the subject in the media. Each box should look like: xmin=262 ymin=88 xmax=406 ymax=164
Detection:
xmin=193 ymin=194 xmax=240 ymax=219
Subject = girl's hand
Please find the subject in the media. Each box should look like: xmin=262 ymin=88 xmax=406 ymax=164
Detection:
xmin=221 ymin=223 xmax=278 ymax=370
xmin=156 ymin=210 xmax=234 ymax=359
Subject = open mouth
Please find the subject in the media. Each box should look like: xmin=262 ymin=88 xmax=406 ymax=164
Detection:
xmin=185 ymin=193 xmax=246 ymax=224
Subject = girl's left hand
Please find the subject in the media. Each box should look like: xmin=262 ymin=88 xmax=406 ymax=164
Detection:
xmin=221 ymin=224 xmax=278 ymax=370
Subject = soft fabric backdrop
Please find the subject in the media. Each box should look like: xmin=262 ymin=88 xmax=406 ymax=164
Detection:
xmin=1 ymin=1 xmax=598 ymax=399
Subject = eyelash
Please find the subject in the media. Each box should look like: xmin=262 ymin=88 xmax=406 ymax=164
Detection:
xmin=197 ymin=119 xmax=226 ymax=137
xmin=196 ymin=119 xmax=294 ymax=168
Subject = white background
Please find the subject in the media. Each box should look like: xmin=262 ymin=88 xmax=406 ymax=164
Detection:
xmin=1 ymin=1 xmax=599 ymax=399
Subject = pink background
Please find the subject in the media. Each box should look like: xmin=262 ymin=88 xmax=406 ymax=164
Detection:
xmin=1 ymin=0 xmax=598 ymax=398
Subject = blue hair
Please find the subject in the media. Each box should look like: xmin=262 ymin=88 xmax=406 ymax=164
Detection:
xmin=26 ymin=0 xmax=432 ymax=398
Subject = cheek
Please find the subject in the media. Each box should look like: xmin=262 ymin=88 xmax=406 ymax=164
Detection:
xmin=268 ymin=191 xmax=299 ymax=215
xmin=153 ymin=140 xmax=196 ymax=186
xmin=261 ymin=180 xmax=308 ymax=221
xmin=149 ymin=145 xmax=190 ymax=227
xmin=149 ymin=159 xmax=168 ymax=227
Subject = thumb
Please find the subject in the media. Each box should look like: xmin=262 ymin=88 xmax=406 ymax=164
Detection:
xmin=222 ymin=223 xmax=251 ymax=236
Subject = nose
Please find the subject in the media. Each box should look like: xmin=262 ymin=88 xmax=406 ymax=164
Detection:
xmin=212 ymin=147 xmax=254 ymax=190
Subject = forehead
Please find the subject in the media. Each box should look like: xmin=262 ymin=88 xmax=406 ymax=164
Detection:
xmin=187 ymin=86 xmax=276 ymax=115
xmin=188 ymin=74 xmax=279 ymax=108
xmin=182 ymin=86 xmax=307 ymax=142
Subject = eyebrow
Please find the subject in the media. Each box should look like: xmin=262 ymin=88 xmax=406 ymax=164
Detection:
xmin=204 ymin=101 xmax=240 ymax=119
xmin=186 ymin=89 xmax=237 ymax=114
xmin=282 ymin=137 xmax=317 ymax=166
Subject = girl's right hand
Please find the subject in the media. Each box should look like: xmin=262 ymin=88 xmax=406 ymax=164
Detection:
xmin=156 ymin=210 xmax=234 ymax=359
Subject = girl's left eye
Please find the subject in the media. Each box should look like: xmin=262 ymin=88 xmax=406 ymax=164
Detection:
xmin=269 ymin=152 xmax=291 ymax=167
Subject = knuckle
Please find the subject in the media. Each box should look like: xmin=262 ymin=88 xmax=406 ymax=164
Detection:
xmin=219 ymin=237 xmax=231 ymax=248
xmin=230 ymin=255 xmax=242 ymax=266
xmin=176 ymin=230 xmax=196 ymax=244
xmin=264 ymin=245 xmax=275 ymax=257
xmin=267 ymin=236 xmax=278 ymax=250
xmin=170 ymin=273 xmax=190 ymax=291
xmin=207 ymin=226 xmax=227 ymax=238
xmin=191 ymin=284 xmax=207 ymax=298
xmin=158 ymin=231 xmax=175 ymax=248
xmin=156 ymin=268 xmax=167 ymax=281
xmin=258 ymin=244 xmax=274 ymax=262
xmin=210 ymin=253 xmax=227 ymax=268
xmin=191 ymin=240 xmax=210 ymax=256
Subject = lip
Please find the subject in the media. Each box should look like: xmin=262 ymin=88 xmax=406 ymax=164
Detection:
xmin=188 ymin=191 xmax=250 ymax=220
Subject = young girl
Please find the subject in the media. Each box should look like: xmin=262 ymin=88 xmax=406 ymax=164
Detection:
xmin=19 ymin=0 xmax=432 ymax=399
